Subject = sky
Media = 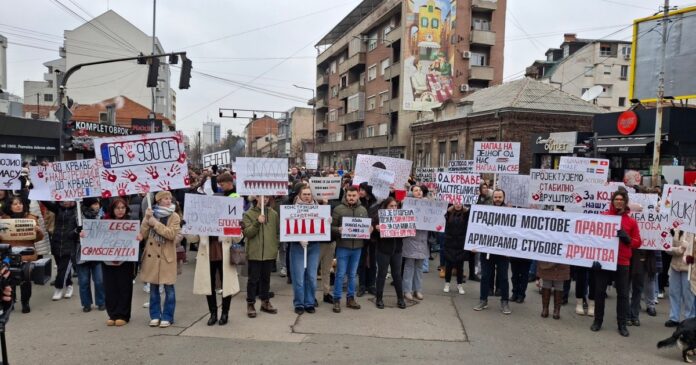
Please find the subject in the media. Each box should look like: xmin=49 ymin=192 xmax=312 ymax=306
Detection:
xmin=2 ymin=0 xmax=695 ymax=138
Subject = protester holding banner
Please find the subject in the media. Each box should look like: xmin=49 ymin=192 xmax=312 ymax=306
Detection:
xmin=664 ymin=229 xmax=696 ymax=327
xmin=288 ymin=184 xmax=322 ymax=314
xmin=358 ymin=182 xmax=379 ymax=297
xmin=139 ymin=191 xmax=181 ymax=328
xmin=402 ymin=185 xmax=429 ymax=302
xmin=591 ymin=191 xmax=641 ymax=337
xmin=43 ymin=200 xmax=80 ymax=302
xmin=628 ymin=247 xmax=658 ymax=326
xmin=443 ymin=203 xmax=469 ymax=295
xmin=536 ymin=207 xmax=571 ymax=321
xmin=372 ymin=197 xmax=406 ymax=309
xmin=77 ymin=198 xmax=106 ymax=313
xmin=1 ymin=195 xmax=43 ymax=313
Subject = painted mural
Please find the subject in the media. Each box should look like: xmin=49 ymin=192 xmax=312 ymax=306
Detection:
xmin=402 ymin=0 xmax=456 ymax=111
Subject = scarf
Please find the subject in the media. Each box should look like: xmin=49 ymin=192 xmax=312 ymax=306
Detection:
xmin=154 ymin=205 xmax=175 ymax=219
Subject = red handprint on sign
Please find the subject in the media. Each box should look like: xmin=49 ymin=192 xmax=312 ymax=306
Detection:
xmin=136 ymin=182 xmax=151 ymax=194
xmin=172 ymin=132 xmax=182 ymax=143
xmin=177 ymin=152 xmax=187 ymax=164
xmin=145 ymin=166 xmax=159 ymax=180
xmin=54 ymin=193 xmax=63 ymax=201
xmin=157 ymin=180 xmax=171 ymax=191
xmin=117 ymin=182 xmax=128 ymax=197
xmin=38 ymin=171 xmax=44 ymax=179
xmin=124 ymin=144 xmax=136 ymax=160
xmin=121 ymin=169 xmax=138 ymax=182
xmin=166 ymin=164 xmax=181 ymax=177
xmin=102 ymin=190 xmax=112 ymax=198
xmin=183 ymin=174 xmax=191 ymax=186
xmin=101 ymin=170 xmax=117 ymax=182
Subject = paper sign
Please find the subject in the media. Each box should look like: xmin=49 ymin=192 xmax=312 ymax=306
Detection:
xmin=202 ymin=150 xmax=231 ymax=168
xmin=0 ymin=219 xmax=36 ymax=241
xmin=498 ymin=174 xmax=530 ymax=208
xmin=402 ymin=197 xmax=448 ymax=232
xmin=305 ymin=153 xmax=318 ymax=170
xmin=473 ymin=142 xmax=520 ymax=174
xmin=341 ymin=217 xmax=372 ymax=239
xmin=353 ymin=154 xmax=412 ymax=191
xmin=29 ymin=159 xmax=101 ymax=201
xmin=378 ymin=209 xmax=417 ymax=238
xmin=529 ymin=169 xmax=616 ymax=208
xmin=235 ymin=157 xmax=289 ymax=196
xmin=0 ymin=153 xmax=22 ymax=190
xmin=565 ymin=182 xmax=626 ymax=214
xmin=80 ymin=219 xmax=140 ymax=261
xmin=279 ymin=205 xmax=331 ymax=242
xmin=465 ymin=205 xmax=622 ymax=271
xmin=94 ymin=131 xmax=190 ymax=197
xmin=448 ymin=160 xmax=474 ymax=173
xmin=309 ymin=177 xmax=341 ymax=200
xmin=368 ymin=167 xmax=395 ymax=200
xmin=668 ymin=190 xmax=696 ymax=235
xmin=559 ymin=157 xmax=610 ymax=184
xmin=629 ymin=193 xmax=670 ymax=250
xmin=182 ymin=194 xmax=244 ymax=237
xmin=661 ymin=184 xmax=696 ymax=211
xmin=415 ymin=167 xmax=445 ymax=190
xmin=435 ymin=172 xmax=481 ymax=205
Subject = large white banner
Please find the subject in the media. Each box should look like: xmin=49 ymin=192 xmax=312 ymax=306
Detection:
xmin=341 ymin=217 xmax=372 ymax=239
xmin=629 ymin=193 xmax=670 ymax=250
xmin=182 ymin=194 xmax=244 ymax=237
xmin=29 ymin=159 xmax=101 ymax=201
xmin=279 ymin=205 xmax=331 ymax=242
xmin=202 ymin=150 xmax=231 ymax=168
xmin=473 ymin=142 xmax=520 ymax=174
xmin=235 ymin=157 xmax=289 ymax=196
xmin=668 ymin=190 xmax=696 ymax=235
xmin=448 ymin=160 xmax=474 ymax=173
xmin=435 ymin=172 xmax=481 ymax=205
xmin=80 ymin=219 xmax=140 ymax=262
xmin=498 ymin=174 xmax=530 ymax=208
xmin=94 ymin=131 xmax=190 ymax=197
xmin=309 ymin=177 xmax=341 ymax=200
xmin=402 ymin=197 xmax=448 ymax=232
xmin=353 ymin=154 xmax=412 ymax=191
xmin=558 ymin=157 xmax=610 ymax=184
xmin=0 ymin=153 xmax=22 ymax=190
xmin=465 ymin=205 xmax=622 ymax=271
xmin=304 ymin=153 xmax=318 ymax=170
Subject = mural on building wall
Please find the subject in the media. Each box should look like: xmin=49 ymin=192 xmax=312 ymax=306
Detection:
xmin=402 ymin=0 xmax=456 ymax=111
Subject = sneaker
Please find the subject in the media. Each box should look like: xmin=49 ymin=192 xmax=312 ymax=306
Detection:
xmin=159 ymin=320 xmax=171 ymax=328
xmin=501 ymin=301 xmax=512 ymax=315
xmin=647 ymin=307 xmax=657 ymax=317
xmin=52 ymin=288 xmax=64 ymax=301
xmin=333 ymin=302 xmax=341 ymax=313
xmin=473 ymin=300 xmax=488 ymax=311
xmin=575 ymin=300 xmax=585 ymax=315
xmin=143 ymin=301 xmax=149 ymax=308
xmin=404 ymin=292 xmax=414 ymax=301
xmin=414 ymin=292 xmax=424 ymax=300
xmin=658 ymin=291 xmax=665 ymax=299
xmin=665 ymin=320 xmax=679 ymax=327
xmin=216 ymin=289 xmax=223 ymax=295
xmin=149 ymin=319 xmax=160 ymax=327
xmin=457 ymin=284 xmax=466 ymax=295
xmin=279 ymin=267 xmax=287 ymax=277
xmin=64 ymin=285 xmax=73 ymax=298
xmin=143 ymin=283 xmax=150 ymax=293
xmin=443 ymin=283 xmax=451 ymax=293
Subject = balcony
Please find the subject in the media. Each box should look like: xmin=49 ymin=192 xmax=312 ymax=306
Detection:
xmin=388 ymin=97 xmax=401 ymax=112
xmin=383 ymin=62 xmax=401 ymax=80
xmin=316 ymin=73 xmax=328 ymax=87
xmin=472 ymin=0 xmax=498 ymax=11
xmin=469 ymin=66 xmax=495 ymax=81
xmin=338 ymin=52 xmax=366 ymax=75
xmin=384 ymin=27 xmax=402 ymax=44
xmin=470 ymin=30 xmax=496 ymax=46
xmin=338 ymin=82 xmax=365 ymax=100
xmin=316 ymin=134 xmax=388 ymax=153
xmin=315 ymin=97 xmax=328 ymax=110
xmin=338 ymin=110 xmax=365 ymax=125
xmin=316 ymin=119 xmax=328 ymax=131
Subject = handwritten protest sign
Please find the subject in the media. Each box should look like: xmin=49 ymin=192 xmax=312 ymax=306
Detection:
xmin=202 ymin=150 xmax=231 ymax=168
xmin=435 ymin=172 xmax=480 ymax=205
xmin=448 ymin=160 xmax=474 ymax=173
xmin=279 ymin=205 xmax=331 ymax=242
xmin=629 ymin=193 xmax=670 ymax=250
xmin=341 ymin=217 xmax=372 ymax=239
xmin=473 ymin=142 xmax=520 ymax=174
xmin=465 ymin=205 xmax=621 ymax=270
xmin=668 ymin=190 xmax=696 ymax=235
xmin=0 ymin=219 xmax=36 ymax=241
xmin=309 ymin=177 xmax=341 ymax=200
xmin=401 ymin=197 xmax=448 ymax=232
xmin=529 ymin=169 xmax=594 ymax=207
xmin=661 ymin=184 xmax=696 ymax=211
xmin=94 ymin=131 xmax=189 ymax=198
xmin=235 ymin=157 xmax=289 ymax=196
xmin=0 ymin=153 xmax=22 ymax=190
xmin=305 ymin=153 xmax=318 ymax=170
xmin=353 ymin=154 xmax=412 ymax=191
xmin=182 ymin=194 xmax=244 ymax=237
xmin=565 ymin=182 xmax=626 ymax=215
xmin=80 ymin=219 xmax=140 ymax=261
xmin=498 ymin=174 xmax=530 ymax=208
xmin=558 ymin=157 xmax=610 ymax=184
xmin=415 ymin=167 xmax=445 ymax=190
xmin=378 ymin=209 xmax=417 ymax=238
xmin=29 ymin=159 xmax=100 ymax=201
xmin=368 ymin=167 xmax=395 ymax=200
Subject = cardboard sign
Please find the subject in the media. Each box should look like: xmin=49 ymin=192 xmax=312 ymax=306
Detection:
xmin=235 ymin=157 xmax=289 ymax=196
xmin=279 ymin=205 xmax=331 ymax=242
xmin=465 ymin=205 xmax=622 ymax=271
xmin=473 ymin=142 xmax=520 ymax=174
xmin=401 ymin=197 xmax=448 ymax=232
xmin=668 ymin=190 xmax=696 ymax=235
xmin=498 ymin=174 xmax=530 ymax=208
xmin=629 ymin=193 xmax=670 ymax=250
xmin=565 ymin=182 xmax=626 ymax=215
xmin=0 ymin=153 xmax=22 ymax=190
xmin=378 ymin=209 xmax=417 ymax=238
xmin=448 ymin=160 xmax=474 ymax=173
xmin=353 ymin=154 xmax=412 ymax=191
xmin=29 ymin=159 xmax=101 ymax=201
xmin=341 ymin=217 xmax=372 ymax=239
xmin=558 ymin=157 xmax=610 ymax=184
xmin=305 ymin=153 xmax=318 ymax=170
xmin=94 ymin=131 xmax=190 ymax=197
xmin=80 ymin=219 xmax=140 ymax=262
xmin=368 ymin=167 xmax=395 ymax=200
xmin=0 ymin=219 xmax=36 ymax=241
xmin=182 ymin=194 xmax=244 ymax=237
xmin=202 ymin=150 xmax=231 ymax=168
xmin=309 ymin=177 xmax=341 ymax=200
xmin=435 ymin=172 xmax=481 ymax=205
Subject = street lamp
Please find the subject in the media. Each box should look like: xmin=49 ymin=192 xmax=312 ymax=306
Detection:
xmin=293 ymin=84 xmax=316 ymax=157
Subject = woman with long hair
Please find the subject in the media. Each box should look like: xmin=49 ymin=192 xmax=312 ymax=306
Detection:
xmin=401 ymin=185 xmax=429 ymax=301
xmin=288 ymin=184 xmax=322 ymax=314
xmin=373 ymin=197 xmax=405 ymax=309
xmin=442 ymin=202 xmax=469 ymax=295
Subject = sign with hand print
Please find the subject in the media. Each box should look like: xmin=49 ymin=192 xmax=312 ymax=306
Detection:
xmin=28 ymin=159 xmax=101 ymax=201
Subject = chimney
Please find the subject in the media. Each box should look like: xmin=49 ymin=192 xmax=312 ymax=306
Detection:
xmin=563 ymin=33 xmax=577 ymax=43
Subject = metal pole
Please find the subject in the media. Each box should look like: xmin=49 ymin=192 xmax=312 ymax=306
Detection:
xmin=58 ymin=86 xmax=65 ymax=161
xmin=150 ymin=0 xmax=157 ymax=133
xmin=652 ymin=0 xmax=669 ymax=188
xmin=36 ymin=93 xmax=39 ymax=117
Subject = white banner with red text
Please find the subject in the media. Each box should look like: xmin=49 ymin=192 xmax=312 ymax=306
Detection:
xmin=435 ymin=172 xmax=481 ymax=205
xmin=309 ymin=177 xmax=342 ymax=200
xmin=378 ymin=209 xmax=417 ymax=238
xmin=182 ymin=194 xmax=244 ymax=237
xmin=279 ymin=205 xmax=331 ymax=242
xmin=29 ymin=159 xmax=101 ymax=201
xmin=473 ymin=142 xmax=520 ymax=174
xmin=341 ymin=217 xmax=372 ymax=239
xmin=80 ymin=219 xmax=140 ymax=261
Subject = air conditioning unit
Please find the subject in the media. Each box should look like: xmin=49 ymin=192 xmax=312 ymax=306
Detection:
xmin=460 ymin=84 xmax=471 ymax=92
xmin=623 ymin=54 xmax=630 ymax=60
xmin=462 ymin=51 xmax=472 ymax=59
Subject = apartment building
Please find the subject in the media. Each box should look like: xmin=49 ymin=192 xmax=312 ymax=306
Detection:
xmin=244 ymin=116 xmax=279 ymax=157
xmin=277 ymin=107 xmax=314 ymax=164
xmin=314 ymin=0 xmax=506 ymax=169
xmin=525 ymin=33 xmax=632 ymax=112
xmin=202 ymin=121 xmax=221 ymax=149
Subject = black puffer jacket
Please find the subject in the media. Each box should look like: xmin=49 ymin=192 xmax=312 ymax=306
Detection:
xmin=370 ymin=207 xmax=402 ymax=255
xmin=443 ymin=206 xmax=469 ymax=262
xmin=43 ymin=201 xmax=80 ymax=257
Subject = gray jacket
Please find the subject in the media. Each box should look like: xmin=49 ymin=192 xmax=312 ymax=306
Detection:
xmin=402 ymin=230 xmax=429 ymax=259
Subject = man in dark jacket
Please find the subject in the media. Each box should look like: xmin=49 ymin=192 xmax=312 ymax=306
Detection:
xmin=357 ymin=182 xmax=379 ymax=296
xmin=43 ymin=200 xmax=80 ymax=301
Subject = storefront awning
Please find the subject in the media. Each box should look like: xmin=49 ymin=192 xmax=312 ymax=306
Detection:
xmin=596 ymin=138 xmax=654 ymax=154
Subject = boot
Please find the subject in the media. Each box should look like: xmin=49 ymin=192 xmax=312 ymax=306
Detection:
xmin=618 ymin=322 xmax=629 ymax=337
xmin=260 ymin=300 xmax=278 ymax=314
xmin=346 ymin=296 xmax=361 ymax=309
xmin=541 ymin=288 xmax=551 ymax=318
xmin=219 ymin=296 xmax=231 ymax=325
xmin=587 ymin=300 xmax=595 ymax=317
xmin=396 ymin=291 xmax=406 ymax=309
xmin=553 ymin=290 xmax=562 ymax=320
xmin=590 ymin=319 xmax=602 ymax=332
xmin=207 ymin=312 xmax=218 ymax=326
xmin=375 ymin=293 xmax=384 ymax=309
xmin=247 ymin=303 xmax=257 ymax=318
xmin=206 ymin=295 xmax=218 ymax=326
xmin=575 ymin=299 xmax=585 ymax=315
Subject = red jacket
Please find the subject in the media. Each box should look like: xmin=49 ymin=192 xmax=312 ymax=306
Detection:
xmin=603 ymin=205 xmax=642 ymax=266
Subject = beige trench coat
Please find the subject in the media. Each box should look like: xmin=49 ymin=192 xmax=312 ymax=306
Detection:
xmin=193 ymin=235 xmax=241 ymax=297
xmin=139 ymin=213 xmax=181 ymax=285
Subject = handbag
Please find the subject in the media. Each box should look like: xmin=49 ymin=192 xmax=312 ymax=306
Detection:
xmin=230 ymin=243 xmax=247 ymax=266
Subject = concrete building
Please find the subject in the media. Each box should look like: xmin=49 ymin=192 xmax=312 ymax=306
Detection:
xmin=525 ymin=33 xmax=632 ymax=112
xmin=314 ymin=0 xmax=506 ymax=169
xmin=277 ymin=107 xmax=314 ymax=164
xmin=0 ymin=35 xmax=25 ymax=118
xmin=201 ymin=121 xmax=221 ymax=149
xmin=22 ymin=58 xmax=65 ymax=120
xmin=244 ymin=116 xmax=279 ymax=157
xmin=23 ymin=10 xmax=176 ymax=124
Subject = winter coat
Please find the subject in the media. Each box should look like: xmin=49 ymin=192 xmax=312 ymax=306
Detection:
xmin=29 ymin=200 xmax=50 ymax=256
xmin=603 ymin=205 xmax=641 ymax=267
xmin=402 ymin=230 xmax=429 ymax=259
xmin=139 ymin=212 xmax=181 ymax=285
xmin=631 ymin=248 xmax=657 ymax=277
xmin=331 ymin=197 xmax=368 ymax=250
xmin=193 ymin=235 xmax=240 ymax=297
xmin=0 ymin=213 xmax=43 ymax=261
xmin=443 ymin=207 xmax=469 ymax=263
xmin=668 ymin=229 xmax=691 ymax=272
xmin=476 ymin=193 xmax=492 ymax=205
xmin=370 ymin=208 xmax=402 ymax=255
xmin=536 ymin=262 xmax=570 ymax=281
xmin=43 ymin=201 xmax=79 ymax=257
xmin=242 ymin=205 xmax=279 ymax=261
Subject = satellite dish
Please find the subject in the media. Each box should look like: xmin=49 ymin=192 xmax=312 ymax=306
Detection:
xmin=581 ymin=85 xmax=603 ymax=101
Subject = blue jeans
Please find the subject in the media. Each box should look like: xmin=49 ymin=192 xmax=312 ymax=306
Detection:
xmin=149 ymin=284 xmax=176 ymax=323
xmin=333 ymin=247 xmax=361 ymax=300
xmin=403 ymin=258 xmax=424 ymax=293
xmin=289 ymin=242 xmax=320 ymax=309
xmin=77 ymin=262 xmax=104 ymax=308
xmin=669 ymin=269 xmax=695 ymax=322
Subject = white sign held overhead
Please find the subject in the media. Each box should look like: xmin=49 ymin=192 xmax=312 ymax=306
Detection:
xmin=668 ymin=190 xmax=696 ymax=235
xmin=309 ymin=177 xmax=342 ymax=200
xmin=401 ymin=197 xmax=448 ymax=232
xmin=629 ymin=193 xmax=670 ymax=251
xmin=29 ymin=159 xmax=101 ymax=201
xmin=435 ymin=172 xmax=481 ymax=205
xmin=473 ymin=142 xmax=520 ymax=174
xmin=305 ymin=153 xmax=319 ymax=170
xmin=202 ymin=150 xmax=231 ymax=168
xmin=498 ymin=174 xmax=530 ymax=208
xmin=558 ymin=156 xmax=610 ymax=184
xmin=0 ymin=153 xmax=22 ymax=190
xmin=448 ymin=160 xmax=474 ymax=173
xmin=235 ymin=157 xmax=289 ymax=196
xmin=182 ymin=194 xmax=244 ymax=237
xmin=353 ymin=154 xmax=412 ymax=191
xmin=367 ymin=167 xmax=395 ymax=200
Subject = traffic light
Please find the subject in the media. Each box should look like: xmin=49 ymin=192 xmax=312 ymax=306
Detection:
xmin=179 ymin=56 xmax=192 ymax=89
xmin=62 ymin=119 xmax=74 ymax=150
xmin=147 ymin=57 xmax=160 ymax=88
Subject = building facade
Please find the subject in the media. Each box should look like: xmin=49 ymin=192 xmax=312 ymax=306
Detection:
xmin=277 ymin=107 xmax=314 ymax=164
xmin=244 ymin=116 xmax=279 ymax=157
xmin=201 ymin=121 xmax=221 ymax=149
xmin=314 ymin=0 xmax=506 ymax=169
xmin=525 ymin=33 xmax=632 ymax=112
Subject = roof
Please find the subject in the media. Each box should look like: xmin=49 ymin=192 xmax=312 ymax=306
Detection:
xmin=315 ymin=0 xmax=384 ymax=47
xmin=458 ymin=77 xmax=607 ymax=116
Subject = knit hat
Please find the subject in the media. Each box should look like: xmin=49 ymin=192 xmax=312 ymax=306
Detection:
xmin=155 ymin=191 xmax=172 ymax=203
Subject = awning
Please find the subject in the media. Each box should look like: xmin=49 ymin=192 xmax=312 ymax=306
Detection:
xmin=596 ymin=138 xmax=654 ymax=154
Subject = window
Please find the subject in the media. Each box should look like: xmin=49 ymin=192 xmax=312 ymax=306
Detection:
xmin=563 ymin=45 xmax=569 ymax=58
xmin=604 ymin=65 xmax=612 ymax=75
xmin=367 ymin=126 xmax=375 ymax=137
xmin=331 ymin=86 xmax=338 ymax=98
xmin=620 ymin=65 xmax=628 ymax=80
xmin=438 ymin=142 xmax=447 ymax=166
xmin=618 ymin=97 xmax=626 ymax=107
xmin=601 ymin=85 xmax=612 ymax=97
xmin=471 ymin=52 xmax=487 ymax=66
xmin=347 ymin=94 xmax=360 ymax=112
xmin=99 ymin=112 xmax=108 ymax=122
xmin=367 ymin=96 xmax=376 ymax=110
xmin=47 ymin=80 xmax=53 ymax=88
xmin=622 ymin=45 xmax=631 ymax=57
xmin=383 ymin=26 xmax=392 ymax=42
xmin=328 ymin=109 xmax=337 ymax=122
xmin=421 ymin=17 xmax=429 ymax=28
xmin=379 ymin=91 xmax=389 ymax=107
xmin=423 ymin=144 xmax=431 ymax=167
xmin=330 ymin=61 xmax=336 ymax=74
xmin=379 ymin=123 xmax=388 ymax=136
xmin=340 ymin=74 xmax=348 ymax=88
xmin=431 ymin=18 xmax=439 ymax=29
xmin=380 ymin=58 xmax=390 ymax=75
xmin=450 ymin=140 xmax=458 ymax=161
xmin=472 ymin=18 xmax=490 ymax=31
xmin=43 ymin=94 xmax=53 ymax=102
xmin=336 ymin=132 xmax=343 ymax=141
xmin=367 ymin=65 xmax=377 ymax=81
xmin=584 ymin=66 xmax=593 ymax=77
xmin=600 ymin=43 xmax=614 ymax=57
xmin=368 ymin=31 xmax=378 ymax=51
xmin=338 ymin=54 xmax=346 ymax=64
